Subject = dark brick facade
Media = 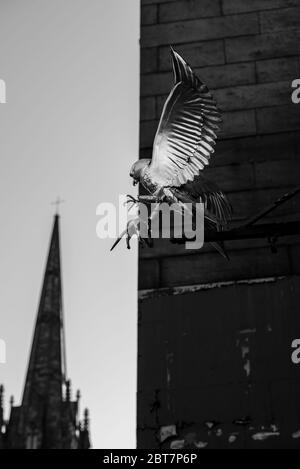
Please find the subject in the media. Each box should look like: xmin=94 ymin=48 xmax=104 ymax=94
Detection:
xmin=138 ymin=0 xmax=300 ymax=449
xmin=139 ymin=0 xmax=300 ymax=289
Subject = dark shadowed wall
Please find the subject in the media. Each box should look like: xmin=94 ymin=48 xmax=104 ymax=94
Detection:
xmin=137 ymin=0 xmax=300 ymax=449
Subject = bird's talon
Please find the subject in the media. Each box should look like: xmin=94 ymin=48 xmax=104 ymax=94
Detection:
xmin=125 ymin=195 xmax=139 ymax=206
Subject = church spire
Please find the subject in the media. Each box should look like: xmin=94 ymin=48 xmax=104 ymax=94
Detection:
xmin=20 ymin=215 xmax=64 ymax=448
xmin=0 ymin=215 xmax=91 ymax=449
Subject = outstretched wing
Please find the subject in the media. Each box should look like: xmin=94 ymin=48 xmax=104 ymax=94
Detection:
xmin=178 ymin=174 xmax=232 ymax=226
xmin=148 ymin=48 xmax=221 ymax=187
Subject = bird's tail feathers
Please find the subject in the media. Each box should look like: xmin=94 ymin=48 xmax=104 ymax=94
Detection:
xmin=209 ymin=240 xmax=230 ymax=261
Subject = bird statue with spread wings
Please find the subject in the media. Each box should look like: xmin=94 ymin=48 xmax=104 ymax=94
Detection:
xmin=111 ymin=47 xmax=232 ymax=256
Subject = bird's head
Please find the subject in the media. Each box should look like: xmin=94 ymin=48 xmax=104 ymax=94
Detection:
xmin=129 ymin=159 xmax=150 ymax=186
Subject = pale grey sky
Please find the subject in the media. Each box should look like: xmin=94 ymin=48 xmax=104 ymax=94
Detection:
xmin=0 ymin=0 xmax=139 ymax=449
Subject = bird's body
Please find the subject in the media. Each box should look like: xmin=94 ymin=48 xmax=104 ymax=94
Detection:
xmin=133 ymin=160 xmax=229 ymax=224
xmin=111 ymin=48 xmax=232 ymax=255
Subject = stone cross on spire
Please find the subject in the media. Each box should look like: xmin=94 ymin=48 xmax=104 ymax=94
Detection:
xmin=51 ymin=197 xmax=65 ymax=215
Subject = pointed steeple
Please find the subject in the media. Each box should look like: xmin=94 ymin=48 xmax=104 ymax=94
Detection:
xmin=1 ymin=215 xmax=91 ymax=449
xmin=19 ymin=215 xmax=64 ymax=448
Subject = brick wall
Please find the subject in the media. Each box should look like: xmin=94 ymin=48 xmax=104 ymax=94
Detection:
xmin=138 ymin=0 xmax=300 ymax=449
xmin=139 ymin=0 xmax=300 ymax=290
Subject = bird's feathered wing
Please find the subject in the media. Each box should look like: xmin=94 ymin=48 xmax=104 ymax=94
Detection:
xmin=177 ymin=174 xmax=232 ymax=226
xmin=148 ymin=48 xmax=221 ymax=187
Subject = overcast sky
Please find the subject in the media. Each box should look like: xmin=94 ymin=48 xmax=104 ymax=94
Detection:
xmin=0 ymin=0 xmax=139 ymax=449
